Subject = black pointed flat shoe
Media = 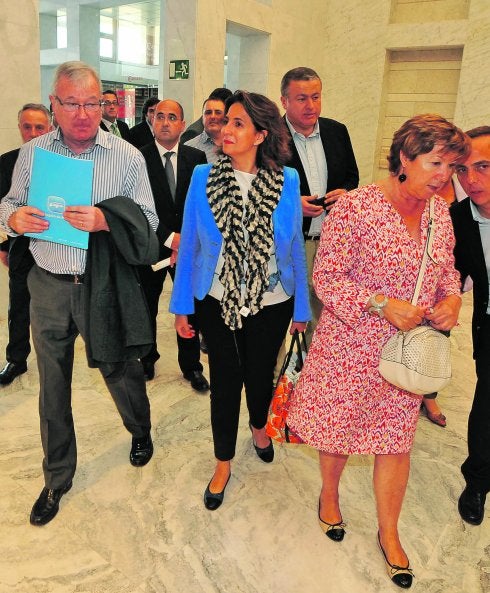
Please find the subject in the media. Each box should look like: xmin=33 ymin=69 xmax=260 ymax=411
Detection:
xmin=377 ymin=532 xmax=414 ymax=589
xmin=318 ymin=500 xmax=346 ymax=542
xmin=203 ymin=474 xmax=231 ymax=511
xmin=249 ymin=422 xmax=274 ymax=463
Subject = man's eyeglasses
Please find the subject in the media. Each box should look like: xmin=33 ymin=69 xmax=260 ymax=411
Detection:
xmin=103 ymin=100 xmax=119 ymax=106
xmin=155 ymin=113 xmax=179 ymax=122
xmin=54 ymin=96 xmax=102 ymax=113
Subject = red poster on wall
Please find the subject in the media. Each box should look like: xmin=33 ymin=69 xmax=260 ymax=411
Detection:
xmin=117 ymin=89 xmax=135 ymax=119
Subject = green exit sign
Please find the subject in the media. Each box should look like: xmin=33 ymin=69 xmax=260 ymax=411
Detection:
xmin=169 ymin=60 xmax=190 ymax=80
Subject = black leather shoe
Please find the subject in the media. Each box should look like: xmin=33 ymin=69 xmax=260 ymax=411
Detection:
xmin=0 ymin=361 xmax=27 ymax=386
xmin=30 ymin=481 xmax=72 ymax=526
xmin=130 ymin=433 xmax=153 ymax=466
xmin=458 ymin=485 xmax=486 ymax=525
xmin=141 ymin=360 xmax=155 ymax=381
xmin=183 ymin=370 xmax=209 ymax=392
xmin=249 ymin=422 xmax=274 ymax=463
xmin=204 ymin=474 xmax=231 ymax=511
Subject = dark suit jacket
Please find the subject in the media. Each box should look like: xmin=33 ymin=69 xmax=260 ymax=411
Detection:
xmin=284 ymin=116 xmax=359 ymax=235
xmin=129 ymin=120 xmax=154 ymax=149
xmin=140 ymin=142 xmax=207 ymax=258
xmin=100 ymin=120 xmax=131 ymax=141
xmin=0 ymin=147 xmax=31 ymax=265
xmin=450 ymin=198 xmax=489 ymax=358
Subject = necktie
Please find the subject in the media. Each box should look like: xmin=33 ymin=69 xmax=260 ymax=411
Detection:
xmin=164 ymin=151 xmax=176 ymax=200
xmin=111 ymin=122 xmax=121 ymax=137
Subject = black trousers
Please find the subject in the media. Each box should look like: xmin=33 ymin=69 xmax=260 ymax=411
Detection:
xmin=138 ymin=264 xmax=202 ymax=374
xmin=196 ymin=295 xmax=293 ymax=461
xmin=6 ymin=238 xmax=33 ymax=364
xmin=28 ymin=265 xmax=151 ymax=489
xmin=462 ymin=314 xmax=490 ymax=493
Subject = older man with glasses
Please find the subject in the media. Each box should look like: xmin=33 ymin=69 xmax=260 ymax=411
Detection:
xmin=0 ymin=61 xmax=159 ymax=526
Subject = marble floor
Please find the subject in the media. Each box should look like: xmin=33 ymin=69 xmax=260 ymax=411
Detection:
xmin=0 ymin=266 xmax=489 ymax=593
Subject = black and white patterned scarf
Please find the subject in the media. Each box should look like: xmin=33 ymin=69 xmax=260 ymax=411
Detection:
xmin=206 ymin=155 xmax=284 ymax=330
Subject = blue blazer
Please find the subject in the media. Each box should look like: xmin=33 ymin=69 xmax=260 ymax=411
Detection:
xmin=169 ymin=164 xmax=311 ymax=322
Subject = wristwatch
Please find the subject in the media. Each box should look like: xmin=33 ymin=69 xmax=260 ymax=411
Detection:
xmin=368 ymin=294 xmax=388 ymax=318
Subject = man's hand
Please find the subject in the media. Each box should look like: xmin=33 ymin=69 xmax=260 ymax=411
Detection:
xmin=170 ymin=232 xmax=180 ymax=252
xmin=170 ymin=250 xmax=178 ymax=267
xmin=64 ymin=206 xmax=109 ymax=232
xmin=324 ymin=188 xmax=347 ymax=211
xmin=302 ymin=195 xmax=325 ymax=217
xmin=8 ymin=206 xmax=49 ymax=234
xmin=0 ymin=251 xmax=8 ymax=268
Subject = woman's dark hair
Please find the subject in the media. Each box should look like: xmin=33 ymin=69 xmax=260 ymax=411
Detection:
xmin=225 ymin=90 xmax=291 ymax=170
xmin=387 ymin=114 xmax=470 ymax=174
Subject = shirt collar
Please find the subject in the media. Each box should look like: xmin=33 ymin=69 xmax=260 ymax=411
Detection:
xmin=51 ymin=126 xmax=109 ymax=153
xmin=155 ymin=140 xmax=179 ymax=159
xmin=285 ymin=114 xmax=320 ymax=140
xmin=200 ymin=130 xmax=215 ymax=145
xmin=102 ymin=117 xmax=117 ymax=129
xmin=470 ymin=199 xmax=490 ymax=224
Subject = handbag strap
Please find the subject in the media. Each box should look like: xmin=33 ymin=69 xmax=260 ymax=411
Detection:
xmin=274 ymin=330 xmax=308 ymax=390
xmin=411 ymin=196 xmax=435 ymax=306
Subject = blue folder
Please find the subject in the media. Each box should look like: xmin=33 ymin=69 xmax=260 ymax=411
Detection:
xmin=26 ymin=147 xmax=94 ymax=249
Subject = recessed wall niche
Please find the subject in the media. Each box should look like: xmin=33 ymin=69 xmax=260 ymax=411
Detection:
xmin=374 ymin=47 xmax=463 ymax=180
xmin=390 ymin=0 xmax=470 ymax=23
xmin=224 ymin=21 xmax=270 ymax=94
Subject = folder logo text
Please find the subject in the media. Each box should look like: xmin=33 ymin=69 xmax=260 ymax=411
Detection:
xmin=47 ymin=196 xmax=65 ymax=214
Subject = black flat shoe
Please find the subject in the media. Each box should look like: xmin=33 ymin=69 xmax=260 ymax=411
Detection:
xmin=377 ymin=532 xmax=414 ymax=589
xmin=30 ymin=481 xmax=73 ymax=526
xmin=204 ymin=474 xmax=231 ymax=511
xmin=458 ymin=485 xmax=486 ymax=525
xmin=130 ymin=433 xmax=153 ymax=467
xmin=318 ymin=500 xmax=346 ymax=542
xmin=183 ymin=370 xmax=209 ymax=392
xmin=0 ymin=361 xmax=27 ymax=385
xmin=249 ymin=422 xmax=274 ymax=463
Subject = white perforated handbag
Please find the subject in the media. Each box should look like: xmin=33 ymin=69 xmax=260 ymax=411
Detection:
xmin=379 ymin=198 xmax=452 ymax=396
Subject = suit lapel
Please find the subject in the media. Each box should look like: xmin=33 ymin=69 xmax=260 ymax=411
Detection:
xmin=148 ymin=144 xmax=174 ymax=211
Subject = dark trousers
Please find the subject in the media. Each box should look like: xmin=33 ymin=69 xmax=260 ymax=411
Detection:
xmin=6 ymin=238 xmax=33 ymax=364
xmin=196 ymin=295 xmax=293 ymax=461
xmin=462 ymin=314 xmax=490 ymax=493
xmin=28 ymin=265 xmax=151 ymax=489
xmin=138 ymin=264 xmax=202 ymax=373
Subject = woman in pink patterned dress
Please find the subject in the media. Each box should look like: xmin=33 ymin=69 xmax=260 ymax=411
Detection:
xmin=287 ymin=115 xmax=469 ymax=589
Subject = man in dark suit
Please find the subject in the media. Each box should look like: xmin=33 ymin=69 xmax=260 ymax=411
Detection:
xmin=280 ymin=67 xmax=359 ymax=340
xmin=452 ymin=126 xmax=490 ymax=527
xmin=129 ymin=96 xmax=160 ymax=149
xmin=139 ymin=99 xmax=209 ymax=391
xmin=0 ymin=103 xmax=52 ymax=385
xmin=99 ymin=90 xmax=130 ymax=141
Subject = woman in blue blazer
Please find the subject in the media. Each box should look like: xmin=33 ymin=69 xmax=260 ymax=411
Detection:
xmin=170 ymin=91 xmax=311 ymax=510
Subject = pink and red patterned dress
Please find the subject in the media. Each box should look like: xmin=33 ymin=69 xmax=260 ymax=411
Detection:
xmin=287 ymin=185 xmax=461 ymax=455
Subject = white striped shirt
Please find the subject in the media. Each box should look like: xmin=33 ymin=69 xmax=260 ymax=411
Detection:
xmin=0 ymin=127 xmax=158 ymax=274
